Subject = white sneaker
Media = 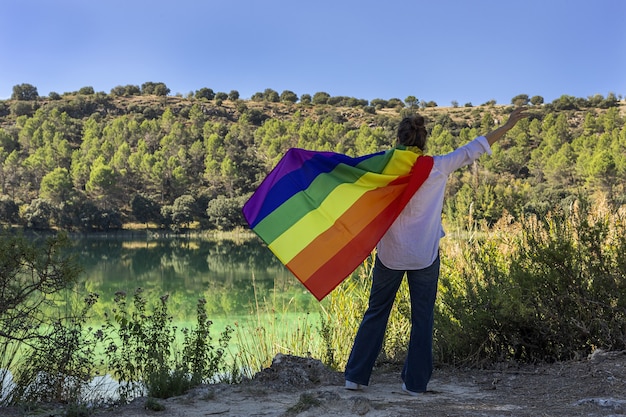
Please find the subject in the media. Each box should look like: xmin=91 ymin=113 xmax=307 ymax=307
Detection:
xmin=402 ymin=383 xmax=420 ymax=396
xmin=345 ymin=380 xmax=363 ymax=390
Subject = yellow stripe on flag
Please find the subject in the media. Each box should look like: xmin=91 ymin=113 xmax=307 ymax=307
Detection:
xmin=268 ymin=170 xmax=399 ymax=263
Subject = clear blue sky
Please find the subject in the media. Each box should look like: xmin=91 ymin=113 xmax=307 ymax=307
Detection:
xmin=1 ymin=0 xmax=625 ymax=106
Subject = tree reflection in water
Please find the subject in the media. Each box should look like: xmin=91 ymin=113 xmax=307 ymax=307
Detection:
xmin=66 ymin=235 xmax=321 ymax=322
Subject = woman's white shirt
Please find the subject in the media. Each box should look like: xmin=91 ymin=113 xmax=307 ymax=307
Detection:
xmin=376 ymin=136 xmax=492 ymax=270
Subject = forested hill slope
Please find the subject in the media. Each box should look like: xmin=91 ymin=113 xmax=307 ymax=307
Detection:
xmin=0 ymin=89 xmax=624 ymax=232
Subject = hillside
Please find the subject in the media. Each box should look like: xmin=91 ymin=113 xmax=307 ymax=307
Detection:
xmin=0 ymin=91 xmax=624 ymax=232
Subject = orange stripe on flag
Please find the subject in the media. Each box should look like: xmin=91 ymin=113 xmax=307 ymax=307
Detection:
xmin=285 ymin=181 xmax=408 ymax=283
xmin=301 ymin=197 xmax=404 ymax=300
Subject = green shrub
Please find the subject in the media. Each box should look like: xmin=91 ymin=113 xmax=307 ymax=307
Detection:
xmin=436 ymin=197 xmax=626 ymax=364
xmin=0 ymin=231 xmax=87 ymax=405
xmin=8 ymin=294 xmax=99 ymax=405
xmin=144 ymin=397 xmax=165 ymax=411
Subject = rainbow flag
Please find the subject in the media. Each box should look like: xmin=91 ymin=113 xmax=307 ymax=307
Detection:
xmin=243 ymin=147 xmax=434 ymax=300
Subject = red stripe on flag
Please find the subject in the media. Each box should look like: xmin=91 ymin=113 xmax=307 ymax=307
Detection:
xmin=285 ymin=181 xmax=408 ymax=283
xmin=301 ymin=197 xmax=403 ymax=299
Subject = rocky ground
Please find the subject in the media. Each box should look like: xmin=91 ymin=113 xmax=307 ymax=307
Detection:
xmin=3 ymin=350 xmax=626 ymax=417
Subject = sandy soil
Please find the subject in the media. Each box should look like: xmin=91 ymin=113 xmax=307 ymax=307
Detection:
xmin=3 ymin=350 xmax=626 ymax=417
xmin=86 ymin=350 xmax=626 ymax=417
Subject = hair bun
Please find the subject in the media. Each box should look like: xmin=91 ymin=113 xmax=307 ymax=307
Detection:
xmin=412 ymin=115 xmax=425 ymax=128
xmin=397 ymin=114 xmax=428 ymax=149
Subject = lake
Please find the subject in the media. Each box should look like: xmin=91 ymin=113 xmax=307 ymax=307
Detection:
xmin=65 ymin=233 xmax=324 ymax=324
xmin=1 ymin=233 xmax=329 ymax=403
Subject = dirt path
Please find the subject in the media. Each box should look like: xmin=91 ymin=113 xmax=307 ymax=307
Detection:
xmin=86 ymin=350 xmax=626 ymax=417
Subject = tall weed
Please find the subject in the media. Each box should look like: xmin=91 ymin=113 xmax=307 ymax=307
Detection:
xmin=99 ymin=289 xmax=237 ymax=400
xmin=233 ymin=305 xmax=320 ymax=377
xmin=180 ymin=298 xmax=237 ymax=385
xmin=318 ymin=257 xmax=371 ymax=369
xmin=99 ymin=288 xmax=168 ymax=400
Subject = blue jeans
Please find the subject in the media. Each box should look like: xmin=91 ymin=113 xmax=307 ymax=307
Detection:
xmin=344 ymin=255 xmax=440 ymax=392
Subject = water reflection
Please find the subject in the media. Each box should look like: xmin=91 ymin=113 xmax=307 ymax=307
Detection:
xmin=66 ymin=235 xmax=321 ymax=321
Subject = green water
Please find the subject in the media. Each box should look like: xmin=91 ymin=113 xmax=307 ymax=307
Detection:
xmin=65 ymin=234 xmax=323 ymax=324
xmin=1 ymin=234 xmax=327 ymax=401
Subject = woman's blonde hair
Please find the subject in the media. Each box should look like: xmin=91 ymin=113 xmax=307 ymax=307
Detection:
xmin=397 ymin=115 xmax=427 ymax=150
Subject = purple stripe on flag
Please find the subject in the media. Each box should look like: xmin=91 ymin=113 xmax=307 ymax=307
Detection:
xmin=243 ymin=148 xmax=381 ymax=228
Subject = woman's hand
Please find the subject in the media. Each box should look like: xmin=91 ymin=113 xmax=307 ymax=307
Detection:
xmin=485 ymin=107 xmax=529 ymax=146
xmin=503 ymin=107 xmax=529 ymax=129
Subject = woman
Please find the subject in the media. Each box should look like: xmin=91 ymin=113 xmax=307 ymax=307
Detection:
xmin=344 ymin=107 xmax=528 ymax=395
